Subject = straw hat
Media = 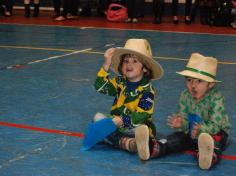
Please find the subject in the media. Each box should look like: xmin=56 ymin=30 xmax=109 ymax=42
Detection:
xmin=110 ymin=39 xmax=164 ymax=80
xmin=177 ymin=53 xmax=220 ymax=82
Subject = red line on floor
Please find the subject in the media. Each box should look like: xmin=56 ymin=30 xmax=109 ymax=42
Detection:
xmin=183 ymin=150 xmax=236 ymax=161
xmin=0 ymin=121 xmax=235 ymax=161
xmin=0 ymin=121 xmax=84 ymax=138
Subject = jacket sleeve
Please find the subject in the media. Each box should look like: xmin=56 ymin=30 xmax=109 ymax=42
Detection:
xmin=94 ymin=67 xmax=118 ymax=96
xmin=199 ymin=93 xmax=229 ymax=135
xmin=176 ymin=91 xmax=190 ymax=133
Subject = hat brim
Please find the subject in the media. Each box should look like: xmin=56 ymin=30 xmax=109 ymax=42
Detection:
xmin=111 ymin=48 xmax=164 ymax=80
xmin=176 ymin=70 xmax=221 ymax=83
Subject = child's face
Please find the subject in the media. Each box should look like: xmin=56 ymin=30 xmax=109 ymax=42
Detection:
xmin=185 ymin=77 xmax=215 ymax=102
xmin=121 ymin=54 xmax=147 ymax=82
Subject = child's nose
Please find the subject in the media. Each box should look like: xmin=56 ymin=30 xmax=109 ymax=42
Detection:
xmin=191 ymin=80 xmax=198 ymax=87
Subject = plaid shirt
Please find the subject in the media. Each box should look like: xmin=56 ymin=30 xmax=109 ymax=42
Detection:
xmin=177 ymin=87 xmax=230 ymax=136
xmin=94 ymin=67 xmax=157 ymax=137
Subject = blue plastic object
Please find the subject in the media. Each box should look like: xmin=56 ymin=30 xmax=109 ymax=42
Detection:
xmin=81 ymin=118 xmax=117 ymax=151
xmin=188 ymin=114 xmax=202 ymax=143
xmin=188 ymin=114 xmax=202 ymax=134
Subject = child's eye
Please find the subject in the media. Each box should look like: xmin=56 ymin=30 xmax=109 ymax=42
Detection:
xmin=123 ymin=59 xmax=129 ymax=64
xmin=186 ymin=77 xmax=193 ymax=82
xmin=196 ymin=79 xmax=203 ymax=83
xmin=133 ymin=59 xmax=138 ymax=63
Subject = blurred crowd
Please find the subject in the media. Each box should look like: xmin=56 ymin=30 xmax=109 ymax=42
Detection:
xmin=0 ymin=0 xmax=235 ymax=29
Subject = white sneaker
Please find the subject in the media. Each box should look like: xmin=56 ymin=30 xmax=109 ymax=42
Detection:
xmin=93 ymin=112 xmax=106 ymax=122
xmin=198 ymin=133 xmax=214 ymax=170
xmin=54 ymin=16 xmax=66 ymax=21
xmin=231 ymin=22 xmax=236 ymax=29
xmin=132 ymin=18 xmax=138 ymax=23
xmin=4 ymin=11 xmax=12 ymax=17
xmin=126 ymin=18 xmax=132 ymax=23
xmin=135 ymin=125 xmax=150 ymax=160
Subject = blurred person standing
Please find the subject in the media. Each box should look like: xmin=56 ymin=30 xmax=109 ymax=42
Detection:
xmin=126 ymin=0 xmax=143 ymax=23
xmin=172 ymin=0 xmax=192 ymax=24
xmin=54 ymin=0 xmax=79 ymax=21
xmin=24 ymin=0 xmax=40 ymax=17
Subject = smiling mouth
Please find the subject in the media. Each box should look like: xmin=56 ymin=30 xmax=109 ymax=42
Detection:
xmin=126 ymin=68 xmax=133 ymax=72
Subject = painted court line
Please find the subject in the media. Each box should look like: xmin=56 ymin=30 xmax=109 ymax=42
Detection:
xmin=28 ymin=48 xmax=92 ymax=64
xmin=0 ymin=121 xmax=235 ymax=161
xmin=0 ymin=121 xmax=84 ymax=138
xmin=0 ymin=47 xmax=92 ymax=71
xmin=0 ymin=45 xmax=236 ymax=65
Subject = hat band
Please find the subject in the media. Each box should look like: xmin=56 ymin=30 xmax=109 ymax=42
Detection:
xmin=186 ymin=67 xmax=216 ymax=79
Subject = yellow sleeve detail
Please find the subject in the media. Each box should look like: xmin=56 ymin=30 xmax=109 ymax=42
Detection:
xmin=97 ymin=67 xmax=109 ymax=77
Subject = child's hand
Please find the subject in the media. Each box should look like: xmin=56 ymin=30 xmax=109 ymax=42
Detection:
xmin=167 ymin=114 xmax=183 ymax=128
xmin=103 ymin=48 xmax=115 ymax=71
xmin=112 ymin=115 xmax=123 ymax=127
xmin=191 ymin=123 xmax=200 ymax=139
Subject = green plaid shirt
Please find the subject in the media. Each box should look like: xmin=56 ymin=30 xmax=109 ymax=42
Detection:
xmin=177 ymin=87 xmax=230 ymax=136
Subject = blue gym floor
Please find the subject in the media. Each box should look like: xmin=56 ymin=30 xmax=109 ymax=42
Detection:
xmin=0 ymin=23 xmax=235 ymax=175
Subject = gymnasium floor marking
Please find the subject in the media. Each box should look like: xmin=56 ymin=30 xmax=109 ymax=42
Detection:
xmin=0 ymin=45 xmax=236 ymax=68
xmin=0 ymin=121 xmax=235 ymax=161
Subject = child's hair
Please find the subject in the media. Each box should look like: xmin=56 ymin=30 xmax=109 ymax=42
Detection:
xmin=117 ymin=54 xmax=153 ymax=81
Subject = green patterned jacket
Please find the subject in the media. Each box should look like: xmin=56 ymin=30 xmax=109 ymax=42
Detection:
xmin=177 ymin=87 xmax=230 ymax=136
xmin=94 ymin=67 xmax=157 ymax=137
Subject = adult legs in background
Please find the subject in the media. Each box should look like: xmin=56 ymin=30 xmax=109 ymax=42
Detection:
xmin=68 ymin=0 xmax=79 ymax=17
xmin=53 ymin=0 xmax=61 ymax=17
xmin=24 ymin=0 xmax=40 ymax=17
xmin=4 ymin=0 xmax=14 ymax=16
xmin=199 ymin=0 xmax=214 ymax=25
xmin=153 ymin=0 xmax=164 ymax=24
xmin=55 ymin=0 xmax=79 ymax=21
xmin=137 ymin=0 xmax=145 ymax=17
xmin=126 ymin=0 xmax=139 ymax=22
xmin=184 ymin=0 xmax=192 ymax=24
xmin=172 ymin=0 xmax=179 ymax=23
xmin=33 ymin=0 xmax=40 ymax=17
xmin=0 ymin=0 xmax=4 ymax=15
xmin=97 ymin=0 xmax=111 ymax=16
xmin=172 ymin=0 xmax=192 ymax=24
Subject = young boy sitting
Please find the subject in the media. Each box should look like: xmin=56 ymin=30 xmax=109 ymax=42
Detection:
xmin=83 ymin=39 xmax=164 ymax=154
xmin=135 ymin=53 xmax=230 ymax=170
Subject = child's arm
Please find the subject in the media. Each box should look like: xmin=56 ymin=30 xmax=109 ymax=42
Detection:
xmin=103 ymin=48 xmax=115 ymax=71
xmin=198 ymin=93 xmax=230 ymax=135
xmin=94 ymin=48 xmax=118 ymax=96
xmin=112 ymin=115 xmax=123 ymax=127
xmin=169 ymin=90 xmax=190 ymax=131
xmin=167 ymin=114 xmax=183 ymax=128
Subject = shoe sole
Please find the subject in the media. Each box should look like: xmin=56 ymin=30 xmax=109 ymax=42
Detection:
xmin=135 ymin=125 xmax=150 ymax=160
xmin=198 ymin=133 xmax=214 ymax=170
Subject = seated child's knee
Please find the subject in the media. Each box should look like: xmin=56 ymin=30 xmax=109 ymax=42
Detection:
xmin=93 ymin=112 xmax=106 ymax=122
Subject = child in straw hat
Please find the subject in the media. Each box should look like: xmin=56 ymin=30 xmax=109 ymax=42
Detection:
xmin=135 ymin=53 xmax=230 ymax=169
xmin=91 ymin=39 xmax=163 ymax=154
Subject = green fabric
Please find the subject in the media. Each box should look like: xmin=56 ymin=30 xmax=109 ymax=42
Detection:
xmin=94 ymin=67 xmax=157 ymax=137
xmin=186 ymin=67 xmax=216 ymax=79
xmin=176 ymin=87 xmax=230 ymax=137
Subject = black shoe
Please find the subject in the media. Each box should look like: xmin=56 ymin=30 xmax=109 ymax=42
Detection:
xmin=24 ymin=4 xmax=30 ymax=17
xmin=33 ymin=4 xmax=39 ymax=17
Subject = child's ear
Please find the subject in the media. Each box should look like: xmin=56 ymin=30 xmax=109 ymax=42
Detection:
xmin=143 ymin=67 xmax=147 ymax=73
xmin=209 ymin=82 xmax=216 ymax=88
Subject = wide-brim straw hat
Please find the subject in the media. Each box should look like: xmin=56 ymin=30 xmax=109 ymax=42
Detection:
xmin=177 ymin=53 xmax=220 ymax=82
xmin=110 ymin=39 xmax=164 ymax=80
